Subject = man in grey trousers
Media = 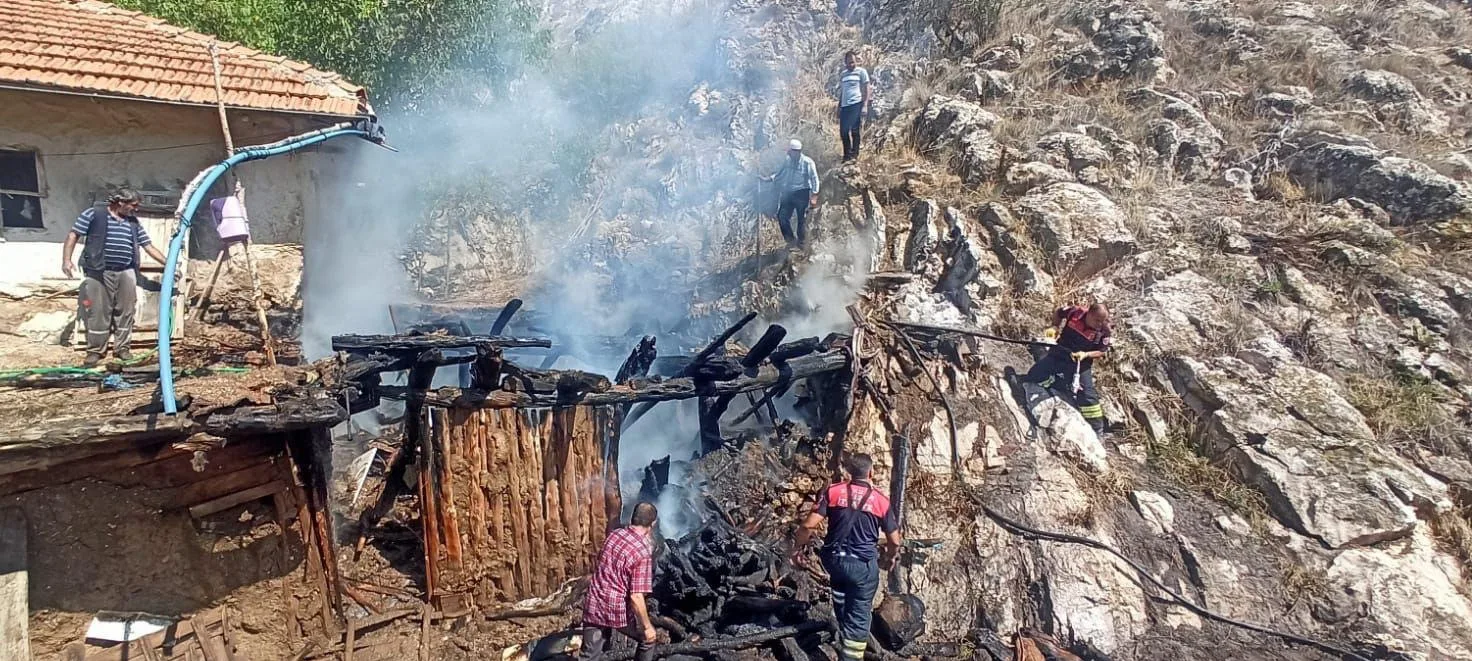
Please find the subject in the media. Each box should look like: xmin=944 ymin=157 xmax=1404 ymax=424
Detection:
xmin=61 ymin=189 xmax=168 ymax=367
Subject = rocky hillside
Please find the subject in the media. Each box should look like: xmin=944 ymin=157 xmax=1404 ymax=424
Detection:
xmin=439 ymin=0 xmax=1472 ymax=658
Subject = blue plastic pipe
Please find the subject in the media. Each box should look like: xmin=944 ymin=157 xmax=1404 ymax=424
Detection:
xmin=159 ymin=124 xmax=376 ymax=413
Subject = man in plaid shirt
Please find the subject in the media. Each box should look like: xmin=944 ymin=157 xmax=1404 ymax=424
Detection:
xmin=581 ymin=502 xmax=658 ymax=661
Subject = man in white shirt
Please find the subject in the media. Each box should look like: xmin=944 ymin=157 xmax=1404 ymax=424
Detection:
xmin=837 ymin=51 xmax=871 ymax=161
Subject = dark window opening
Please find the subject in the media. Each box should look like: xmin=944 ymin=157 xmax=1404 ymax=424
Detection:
xmin=1 ymin=194 xmax=43 ymax=228
xmin=0 ymin=149 xmax=43 ymax=229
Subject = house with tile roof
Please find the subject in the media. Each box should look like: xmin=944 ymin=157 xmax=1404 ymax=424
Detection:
xmin=0 ymin=0 xmax=374 ymax=253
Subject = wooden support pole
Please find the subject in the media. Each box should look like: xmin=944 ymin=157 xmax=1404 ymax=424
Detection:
xmin=418 ymin=604 xmax=432 ymax=661
xmin=435 ymin=409 xmax=463 ymax=567
xmin=188 ymin=246 xmax=230 ymax=322
xmin=361 ymin=352 xmax=440 ymax=531
xmin=273 ymin=493 xmax=301 ymax=643
xmin=241 ymin=242 xmax=277 ymax=365
xmin=730 ymin=384 xmax=789 ymax=426
xmin=419 ymin=407 xmax=440 ymax=601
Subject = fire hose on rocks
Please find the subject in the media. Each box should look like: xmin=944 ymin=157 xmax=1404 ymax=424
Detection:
xmin=880 ymin=321 xmax=1397 ymax=660
xmin=972 ymin=494 xmax=1392 ymax=661
xmin=156 ymin=119 xmax=387 ymax=413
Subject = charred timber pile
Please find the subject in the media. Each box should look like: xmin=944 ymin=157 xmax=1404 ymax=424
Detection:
xmin=654 ymin=517 xmax=829 ymax=639
xmin=334 ymin=320 xmax=852 ymax=412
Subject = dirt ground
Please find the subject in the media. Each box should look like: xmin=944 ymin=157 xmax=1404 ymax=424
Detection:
xmin=8 ymin=479 xmax=299 ymax=660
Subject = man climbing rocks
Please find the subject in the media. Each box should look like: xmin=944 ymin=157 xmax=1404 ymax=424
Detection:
xmin=792 ymin=454 xmax=902 ymax=661
xmin=581 ymin=501 xmax=658 ymax=661
xmin=1026 ymin=303 xmax=1113 ymax=435
xmin=61 ymin=189 xmax=168 ymax=367
xmin=836 ymin=51 xmax=870 ymax=161
xmin=762 ymin=139 xmax=820 ymax=248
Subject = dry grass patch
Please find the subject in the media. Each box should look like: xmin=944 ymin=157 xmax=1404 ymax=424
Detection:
xmin=1149 ymin=430 xmax=1273 ymax=533
xmin=1345 ymin=370 xmax=1466 ymax=456
xmin=1279 ymin=558 xmax=1332 ymax=612
xmin=1430 ymin=505 xmax=1472 ymax=584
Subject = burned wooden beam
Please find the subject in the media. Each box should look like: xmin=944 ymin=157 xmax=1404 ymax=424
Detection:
xmin=470 ymin=344 xmax=504 ymax=390
xmin=500 ymin=366 xmax=612 ymax=401
xmin=699 ymin=395 xmax=736 ymax=454
xmin=361 ymin=352 xmax=440 ymax=531
xmin=339 ymin=349 xmax=483 ymax=382
xmin=623 ymin=312 xmax=758 ymax=430
xmin=616 ymin=336 xmax=659 ymax=384
xmin=729 ymin=383 xmax=790 ymax=426
xmin=770 ymin=337 xmax=823 ymax=364
xmin=199 ymin=399 xmax=348 ymax=437
xmin=742 ymin=325 xmax=788 ymax=369
xmin=489 ymin=299 xmax=523 ymax=335
xmin=0 ymin=415 xmax=194 ymax=477
xmin=379 ymin=348 xmax=849 ymax=409
xmin=331 ymin=334 xmax=551 ymax=353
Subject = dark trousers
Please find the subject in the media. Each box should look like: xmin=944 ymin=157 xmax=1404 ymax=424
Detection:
xmin=1025 ymin=348 xmax=1103 ymax=431
xmin=79 ymin=268 xmax=137 ymax=357
xmin=824 ymin=553 xmax=879 ymax=661
xmin=581 ymin=624 xmax=653 ymax=661
xmin=777 ymin=189 xmax=811 ymax=246
xmin=839 ymin=103 xmax=863 ymax=160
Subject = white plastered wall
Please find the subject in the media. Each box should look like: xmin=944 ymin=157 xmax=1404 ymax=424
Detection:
xmin=0 ymin=88 xmax=350 ymax=284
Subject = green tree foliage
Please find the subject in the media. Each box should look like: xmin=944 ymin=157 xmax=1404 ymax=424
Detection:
xmin=112 ymin=0 xmax=544 ymax=106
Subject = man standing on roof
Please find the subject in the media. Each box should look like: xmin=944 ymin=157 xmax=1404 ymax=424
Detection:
xmin=762 ymin=139 xmax=820 ymax=249
xmin=61 ymin=189 xmax=167 ymax=367
xmin=792 ymin=454 xmax=902 ymax=661
xmin=1026 ymin=303 xmax=1113 ymax=435
xmin=581 ymin=502 xmax=658 ymax=661
xmin=837 ymin=51 xmax=870 ymax=162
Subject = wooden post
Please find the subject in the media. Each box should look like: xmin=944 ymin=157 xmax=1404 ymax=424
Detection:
xmin=420 ymin=405 xmax=441 ymax=601
xmin=344 ymin=617 xmax=357 ymax=661
xmin=418 ymin=604 xmax=432 ymax=661
xmin=437 ymin=409 xmax=464 ymax=567
xmin=0 ymin=508 xmax=28 ymax=661
xmin=242 ymin=241 xmax=276 ymax=365
xmin=188 ymin=247 xmax=230 ymax=322
xmin=273 ymin=493 xmax=301 ymax=642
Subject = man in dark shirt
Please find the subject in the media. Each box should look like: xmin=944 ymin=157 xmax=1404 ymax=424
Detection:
xmin=1026 ymin=303 xmax=1113 ymax=434
xmin=792 ymin=454 xmax=902 ymax=661
xmin=60 ymin=189 xmax=168 ymax=367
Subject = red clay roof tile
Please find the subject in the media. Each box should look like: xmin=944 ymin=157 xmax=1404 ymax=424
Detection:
xmin=0 ymin=0 xmax=366 ymax=117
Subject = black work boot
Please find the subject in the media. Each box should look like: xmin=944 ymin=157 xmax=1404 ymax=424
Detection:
xmin=82 ymin=352 xmax=102 ymax=368
xmin=115 ymin=348 xmax=133 ymax=362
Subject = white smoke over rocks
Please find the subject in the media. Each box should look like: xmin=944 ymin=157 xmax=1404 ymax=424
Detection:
xmin=305 ymin=0 xmax=869 ymax=538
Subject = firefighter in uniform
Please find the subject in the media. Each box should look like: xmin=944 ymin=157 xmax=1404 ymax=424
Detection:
xmin=791 ymin=454 xmax=902 ymax=661
xmin=1026 ymin=303 xmax=1113 ymax=434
